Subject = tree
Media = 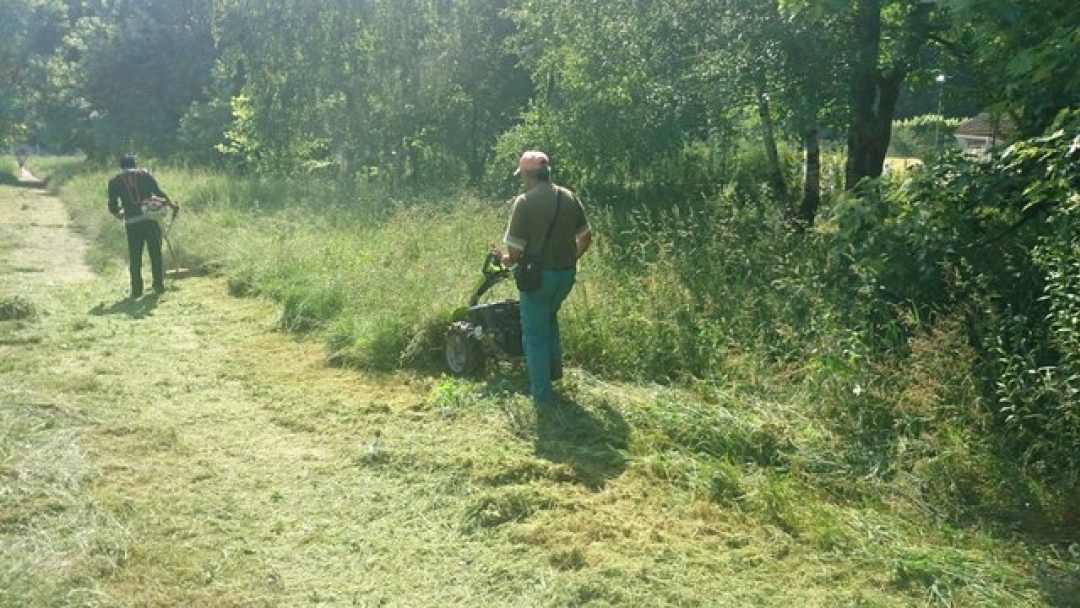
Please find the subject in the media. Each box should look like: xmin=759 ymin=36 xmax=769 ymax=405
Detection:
xmin=34 ymin=0 xmax=216 ymax=161
xmin=837 ymin=0 xmax=1080 ymax=188
xmin=715 ymin=0 xmax=848 ymax=226
xmin=0 ymin=0 xmax=30 ymax=147
xmin=503 ymin=0 xmax=715 ymax=197
xmin=843 ymin=0 xmax=936 ymax=190
xmin=0 ymin=0 xmax=71 ymax=149
xmin=212 ymin=0 xmax=368 ymax=174
xmin=210 ymin=0 xmax=529 ymax=184
xmin=716 ymin=0 xmax=794 ymax=206
xmin=430 ymin=0 xmax=532 ymax=186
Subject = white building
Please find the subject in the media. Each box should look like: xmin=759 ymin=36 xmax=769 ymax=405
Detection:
xmin=954 ymin=113 xmax=1014 ymax=160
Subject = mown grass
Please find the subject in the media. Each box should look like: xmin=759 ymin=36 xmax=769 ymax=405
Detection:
xmin=2 ymin=160 xmax=1076 ymax=605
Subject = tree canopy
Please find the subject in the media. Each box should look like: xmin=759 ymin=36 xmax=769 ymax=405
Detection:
xmin=0 ymin=0 xmax=1075 ymax=203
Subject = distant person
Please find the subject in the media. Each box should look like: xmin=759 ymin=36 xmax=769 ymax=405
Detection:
xmin=107 ymin=155 xmax=174 ymax=298
xmin=499 ymin=150 xmax=592 ymax=405
xmin=15 ymin=146 xmax=28 ymax=169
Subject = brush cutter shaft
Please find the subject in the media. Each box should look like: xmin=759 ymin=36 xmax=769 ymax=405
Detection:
xmin=161 ymin=202 xmax=180 ymax=275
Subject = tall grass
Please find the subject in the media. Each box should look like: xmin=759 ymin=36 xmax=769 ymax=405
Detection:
xmin=56 ymin=161 xmax=854 ymax=382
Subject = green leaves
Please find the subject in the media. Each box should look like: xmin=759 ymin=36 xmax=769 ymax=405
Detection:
xmin=952 ymin=0 xmax=1080 ymax=135
xmin=208 ymin=0 xmax=531 ymax=182
xmin=831 ymin=108 xmax=1080 ymax=481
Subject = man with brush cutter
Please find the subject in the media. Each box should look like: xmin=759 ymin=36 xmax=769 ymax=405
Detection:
xmin=107 ymin=155 xmax=178 ymax=298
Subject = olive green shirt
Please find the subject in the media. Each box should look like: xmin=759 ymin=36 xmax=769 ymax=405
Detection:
xmin=504 ymin=182 xmax=590 ymax=270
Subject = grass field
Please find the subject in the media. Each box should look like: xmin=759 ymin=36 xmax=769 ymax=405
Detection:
xmin=2 ymin=160 xmax=1077 ymax=606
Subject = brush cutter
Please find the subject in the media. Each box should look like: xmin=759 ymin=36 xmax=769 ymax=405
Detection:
xmin=159 ymin=203 xmax=195 ymax=279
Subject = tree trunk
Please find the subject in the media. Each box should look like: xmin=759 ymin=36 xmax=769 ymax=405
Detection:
xmin=844 ymin=0 xmax=903 ymax=190
xmin=797 ymin=124 xmax=821 ymax=230
xmin=463 ymin=107 xmax=486 ymax=187
xmin=756 ymin=78 xmax=788 ymax=205
xmin=845 ymin=71 xmax=903 ymax=190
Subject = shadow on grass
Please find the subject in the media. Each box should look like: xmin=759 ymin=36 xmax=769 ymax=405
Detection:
xmin=533 ymin=397 xmax=629 ymax=491
xmin=0 ymin=171 xmax=47 ymax=189
xmin=474 ymin=367 xmax=629 ymax=490
xmin=89 ymin=294 xmax=161 ymax=319
xmin=1038 ymin=563 xmax=1080 ymax=608
xmin=1025 ymin=513 xmax=1080 ymax=607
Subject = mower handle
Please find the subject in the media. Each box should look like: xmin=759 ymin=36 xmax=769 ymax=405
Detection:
xmin=483 ymin=248 xmax=511 ymax=276
xmin=469 ymin=248 xmax=512 ymax=307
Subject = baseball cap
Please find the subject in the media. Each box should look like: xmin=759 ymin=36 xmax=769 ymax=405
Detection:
xmin=514 ymin=150 xmax=549 ymax=176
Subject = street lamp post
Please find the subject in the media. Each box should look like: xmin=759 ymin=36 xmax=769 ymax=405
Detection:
xmin=935 ymin=73 xmax=947 ymax=149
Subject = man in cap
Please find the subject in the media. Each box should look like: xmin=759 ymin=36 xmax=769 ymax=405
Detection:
xmin=107 ymin=155 xmax=175 ymax=298
xmin=501 ymin=150 xmax=592 ymax=405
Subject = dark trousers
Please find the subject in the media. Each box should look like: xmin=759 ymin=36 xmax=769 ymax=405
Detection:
xmin=125 ymin=220 xmax=164 ymax=295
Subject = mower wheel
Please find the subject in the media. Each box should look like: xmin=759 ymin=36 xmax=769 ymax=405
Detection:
xmin=445 ymin=323 xmax=485 ymax=377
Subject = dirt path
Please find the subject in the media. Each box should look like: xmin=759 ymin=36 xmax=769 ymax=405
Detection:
xmin=0 ymin=169 xmax=93 ymax=286
xmin=0 ymin=180 xmax=480 ymax=605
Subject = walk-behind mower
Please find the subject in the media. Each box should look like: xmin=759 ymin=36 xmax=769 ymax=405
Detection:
xmin=445 ymin=249 xmax=523 ymax=376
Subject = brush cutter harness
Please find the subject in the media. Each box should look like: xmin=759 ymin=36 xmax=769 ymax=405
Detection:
xmin=118 ymin=171 xmax=177 ymax=225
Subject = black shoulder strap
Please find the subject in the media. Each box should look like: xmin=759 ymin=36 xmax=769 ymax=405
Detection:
xmin=121 ymin=171 xmax=142 ymax=204
xmin=538 ymin=189 xmax=562 ymax=257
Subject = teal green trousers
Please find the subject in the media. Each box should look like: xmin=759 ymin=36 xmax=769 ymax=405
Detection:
xmin=519 ymin=268 xmax=576 ymax=405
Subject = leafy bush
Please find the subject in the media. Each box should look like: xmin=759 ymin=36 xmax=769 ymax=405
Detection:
xmin=991 ymin=114 xmax=1080 ymax=481
xmin=828 ymin=109 xmax=1080 ymax=485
